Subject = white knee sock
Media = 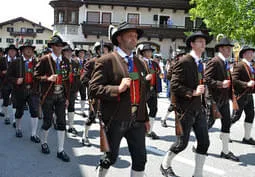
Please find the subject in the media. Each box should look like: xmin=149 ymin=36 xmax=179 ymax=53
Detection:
xmin=221 ymin=132 xmax=229 ymax=154
xmin=149 ymin=117 xmax=155 ymax=133
xmin=244 ymin=122 xmax=253 ymax=140
xmin=162 ymin=111 xmax=170 ymax=121
xmin=96 ymin=166 xmax=108 ymax=177
xmin=30 ymin=118 xmax=38 ymax=136
xmin=68 ymin=112 xmax=74 ymax=128
xmin=130 ymin=169 xmax=144 ymax=177
xmin=15 ymin=118 xmax=22 ymax=130
xmin=3 ymin=106 xmax=8 ymax=118
xmin=80 ymin=100 xmax=85 ymax=112
xmin=57 ymin=130 xmax=65 ymax=152
xmin=82 ymin=124 xmax=90 ymax=139
xmin=162 ymin=151 xmax=176 ymax=169
xmin=0 ymin=99 xmax=3 ymax=112
xmin=193 ymin=153 xmax=206 ymax=177
xmin=41 ymin=130 xmax=49 ymax=144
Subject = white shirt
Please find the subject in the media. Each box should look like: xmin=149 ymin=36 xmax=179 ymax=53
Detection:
xmin=7 ymin=55 xmax=16 ymax=62
xmin=22 ymin=55 xmax=32 ymax=62
xmin=51 ymin=52 xmax=62 ymax=62
xmin=116 ymin=47 xmax=133 ymax=63
xmin=218 ymin=52 xmax=227 ymax=63
xmin=190 ymin=50 xmax=201 ymax=65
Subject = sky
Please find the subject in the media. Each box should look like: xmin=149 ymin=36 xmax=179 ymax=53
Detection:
xmin=0 ymin=0 xmax=53 ymax=29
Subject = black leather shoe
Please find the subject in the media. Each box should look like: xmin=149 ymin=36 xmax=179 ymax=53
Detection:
xmin=161 ymin=120 xmax=168 ymax=128
xmin=220 ymin=151 xmax=239 ymax=162
xmin=150 ymin=131 xmax=160 ymax=140
xmin=82 ymin=138 xmax=91 ymax=147
xmin=41 ymin=143 xmax=50 ymax=154
xmin=67 ymin=127 xmax=78 ymax=135
xmin=0 ymin=112 xmax=4 ymax=117
xmin=82 ymin=112 xmax=88 ymax=117
xmin=160 ymin=164 xmax=179 ymax=177
xmin=4 ymin=118 xmax=10 ymax=125
xmin=31 ymin=135 xmax=41 ymax=143
xmin=57 ymin=151 xmax=70 ymax=162
xmin=16 ymin=129 xmax=23 ymax=138
xmin=242 ymin=138 xmax=255 ymax=145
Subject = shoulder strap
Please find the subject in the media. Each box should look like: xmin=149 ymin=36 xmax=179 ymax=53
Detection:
xmin=242 ymin=61 xmax=252 ymax=80
xmin=112 ymin=52 xmax=128 ymax=77
xmin=47 ymin=54 xmax=55 ymax=74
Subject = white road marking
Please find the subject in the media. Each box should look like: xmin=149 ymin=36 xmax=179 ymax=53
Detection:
xmin=146 ymin=146 xmax=226 ymax=176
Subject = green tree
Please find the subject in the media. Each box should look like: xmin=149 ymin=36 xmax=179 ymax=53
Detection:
xmin=189 ymin=0 xmax=255 ymax=45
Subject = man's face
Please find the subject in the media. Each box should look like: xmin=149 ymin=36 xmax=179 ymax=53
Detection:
xmin=0 ymin=52 xmax=3 ymax=57
xmin=117 ymin=30 xmax=138 ymax=51
xmin=63 ymin=50 xmax=72 ymax=59
xmin=143 ymin=50 xmax=153 ymax=59
xmin=51 ymin=43 xmax=64 ymax=56
xmin=22 ymin=47 xmax=34 ymax=58
xmin=103 ymin=46 xmax=110 ymax=54
xmin=191 ymin=37 xmax=206 ymax=53
xmin=78 ymin=51 xmax=85 ymax=59
xmin=8 ymin=49 xmax=17 ymax=58
xmin=243 ymin=50 xmax=254 ymax=61
xmin=219 ymin=46 xmax=232 ymax=58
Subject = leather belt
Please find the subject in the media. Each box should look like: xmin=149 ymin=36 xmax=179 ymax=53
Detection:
xmin=53 ymin=85 xmax=64 ymax=94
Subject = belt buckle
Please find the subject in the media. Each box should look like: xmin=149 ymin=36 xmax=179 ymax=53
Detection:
xmin=54 ymin=85 xmax=62 ymax=91
xmin=26 ymin=85 xmax=31 ymax=89
xmin=131 ymin=106 xmax=137 ymax=114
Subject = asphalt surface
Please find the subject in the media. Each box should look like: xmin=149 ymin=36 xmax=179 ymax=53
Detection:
xmin=0 ymin=88 xmax=254 ymax=177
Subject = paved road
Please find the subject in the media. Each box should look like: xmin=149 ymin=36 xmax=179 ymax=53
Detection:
xmin=0 ymin=89 xmax=254 ymax=177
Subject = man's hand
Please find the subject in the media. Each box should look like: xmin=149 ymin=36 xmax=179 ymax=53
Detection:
xmin=247 ymin=80 xmax=255 ymax=87
xmin=145 ymin=74 xmax=152 ymax=81
xmin=65 ymin=100 xmax=69 ymax=108
xmin=16 ymin=78 xmax=24 ymax=85
xmin=145 ymin=121 xmax=150 ymax=133
xmin=193 ymin=84 xmax=205 ymax=96
xmin=47 ymin=74 xmax=57 ymax=82
xmin=222 ymin=80 xmax=231 ymax=88
xmin=2 ymin=70 xmax=7 ymax=74
xmin=118 ymin=77 xmax=131 ymax=93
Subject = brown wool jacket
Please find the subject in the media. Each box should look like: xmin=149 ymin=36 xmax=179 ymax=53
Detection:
xmin=34 ymin=54 xmax=70 ymax=100
xmin=171 ymin=54 xmax=203 ymax=111
xmin=232 ymin=61 xmax=254 ymax=95
xmin=89 ymin=52 xmax=149 ymax=123
xmin=204 ymin=56 xmax=232 ymax=104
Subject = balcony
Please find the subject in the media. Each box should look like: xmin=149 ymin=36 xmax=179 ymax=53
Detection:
xmin=10 ymin=31 xmax=37 ymax=37
xmin=81 ymin=22 xmax=206 ymax=41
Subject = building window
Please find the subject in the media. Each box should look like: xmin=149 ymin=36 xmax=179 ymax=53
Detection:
xmin=127 ymin=13 xmax=139 ymax=24
xmin=27 ymin=28 xmax=34 ymax=33
xmin=59 ymin=11 xmax=64 ymax=23
xmin=102 ymin=12 xmax=111 ymax=24
xmin=185 ymin=17 xmax=194 ymax=30
xmin=0 ymin=38 xmax=1 ymax=43
xmin=87 ymin=11 xmax=100 ymax=24
xmin=36 ymin=29 xmax=44 ymax=33
xmin=36 ymin=40 xmax=43 ymax=44
xmin=7 ymin=27 xmax=14 ymax=32
xmin=45 ymin=40 xmax=49 ymax=44
xmin=6 ymin=38 xmax=14 ymax=43
xmin=26 ymin=39 xmax=33 ymax=44
xmin=21 ymin=28 xmax=26 ymax=33
xmin=71 ymin=11 xmax=76 ymax=23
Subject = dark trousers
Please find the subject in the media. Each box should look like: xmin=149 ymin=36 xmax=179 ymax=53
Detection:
xmin=147 ymin=89 xmax=158 ymax=117
xmin=15 ymin=89 xmax=39 ymax=119
xmin=170 ymin=108 xmax=210 ymax=155
xmin=68 ymin=91 xmax=76 ymax=112
xmin=2 ymin=84 xmax=13 ymax=107
xmin=79 ymin=84 xmax=87 ymax=100
xmin=99 ymin=120 xmax=147 ymax=171
xmin=232 ymin=94 xmax=254 ymax=124
xmin=41 ymin=93 xmax=66 ymax=131
xmin=218 ymin=102 xmax=231 ymax=133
